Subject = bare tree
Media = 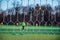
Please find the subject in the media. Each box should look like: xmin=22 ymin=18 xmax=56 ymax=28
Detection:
xmin=0 ymin=0 xmax=3 ymax=10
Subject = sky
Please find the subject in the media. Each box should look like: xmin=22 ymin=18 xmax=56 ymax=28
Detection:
xmin=0 ymin=0 xmax=59 ymax=11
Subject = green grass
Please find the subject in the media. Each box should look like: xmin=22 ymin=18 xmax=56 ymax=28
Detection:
xmin=0 ymin=34 xmax=60 ymax=40
xmin=0 ymin=25 xmax=60 ymax=40
xmin=0 ymin=25 xmax=60 ymax=29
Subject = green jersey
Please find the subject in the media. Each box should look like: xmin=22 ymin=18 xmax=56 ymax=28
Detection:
xmin=22 ymin=22 xmax=25 ymax=26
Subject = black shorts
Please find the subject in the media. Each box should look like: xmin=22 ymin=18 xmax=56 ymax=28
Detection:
xmin=22 ymin=26 xmax=24 ymax=30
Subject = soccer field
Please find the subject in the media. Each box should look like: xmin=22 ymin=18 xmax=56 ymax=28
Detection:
xmin=0 ymin=25 xmax=60 ymax=40
xmin=0 ymin=34 xmax=60 ymax=40
xmin=0 ymin=25 xmax=60 ymax=34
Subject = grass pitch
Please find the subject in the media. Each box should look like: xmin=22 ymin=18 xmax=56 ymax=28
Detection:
xmin=0 ymin=25 xmax=60 ymax=40
xmin=0 ymin=34 xmax=60 ymax=40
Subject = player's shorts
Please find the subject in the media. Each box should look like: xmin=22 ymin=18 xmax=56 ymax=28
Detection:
xmin=22 ymin=26 xmax=24 ymax=30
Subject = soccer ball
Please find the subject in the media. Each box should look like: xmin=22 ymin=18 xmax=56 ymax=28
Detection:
xmin=16 ymin=22 xmax=18 ymax=26
xmin=0 ymin=22 xmax=3 ymax=25
xmin=36 ymin=23 xmax=38 ymax=27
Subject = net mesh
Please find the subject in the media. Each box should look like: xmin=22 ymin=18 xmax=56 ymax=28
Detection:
xmin=0 ymin=0 xmax=60 ymax=33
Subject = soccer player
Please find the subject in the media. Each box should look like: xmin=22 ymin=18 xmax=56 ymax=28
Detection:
xmin=22 ymin=22 xmax=25 ymax=30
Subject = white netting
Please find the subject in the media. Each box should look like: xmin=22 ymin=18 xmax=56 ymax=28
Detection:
xmin=0 ymin=0 xmax=60 ymax=26
xmin=0 ymin=0 xmax=60 ymax=32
